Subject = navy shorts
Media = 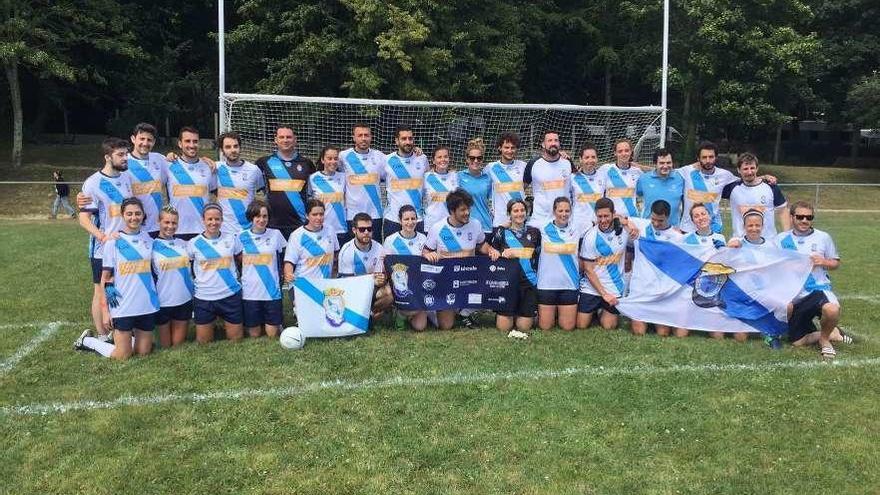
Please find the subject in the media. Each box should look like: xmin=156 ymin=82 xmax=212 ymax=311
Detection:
xmin=90 ymin=257 xmax=103 ymax=284
xmin=113 ymin=312 xmax=157 ymax=332
xmin=156 ymin=300 xmax=193 ymax=325
xmin=243 ymin=298 xmax=284 ymax=327
xmin=577 ymin=293 xmax=620 ymax=315
xmin=537 ymin=289 xmax=579 ymax=306
xmin=787 ymin=291 xmax=833 ymax=342
xmin=194 ymin=291 xmax=243 ymax=325
xmin=498 ymin=285 xmax=537 ymax=318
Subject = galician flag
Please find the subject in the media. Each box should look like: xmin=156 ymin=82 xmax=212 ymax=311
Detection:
xmin=617 ymin=239 xmax=812 ymax=335
xmin=293 ymin=275 xmax=374 ymax=338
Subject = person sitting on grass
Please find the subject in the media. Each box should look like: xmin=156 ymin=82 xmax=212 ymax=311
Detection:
xmin=338 ymin=212 xmax=393 ymax=320
xmin=383 ymin=205 xmax=429 ymax=331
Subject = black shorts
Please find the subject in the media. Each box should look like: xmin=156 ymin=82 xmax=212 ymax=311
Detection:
xmin=537 ymin=289 xmax=579 ymax=306
xmin=243 ymin=298 xmax=284 ymax=327
xmin=194 ymin=291 xmax=243 ymax=325
xmin=156 ymin=300 xmax=193 ymax=325
xmin=498 ymin=285 xmax=537 ymax=318
xmin=89 ymin=257 xmax=103 ymax=284
xmin=577 ymin=293 xmax=620 ymax=315
xmin=175 ymin=233 xmax=199 ymax=241
xmin=383 ymin=219 xmax=425 ymax=239
xmin=113 ymin=312 xmax=157 ymax=332
xmin=787 ymin=291 xmax=833 ymax=342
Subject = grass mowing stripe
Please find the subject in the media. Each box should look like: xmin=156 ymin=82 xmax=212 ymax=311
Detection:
xmin=839 ymin=294 xmax=880 ymax=304
xmin=0 ymin=321 xmax=79 ymax=331
xmin=5 ymin=355 xmax=879 ymax=417
xmin=0 ymin=322 xmax=62 ymax=376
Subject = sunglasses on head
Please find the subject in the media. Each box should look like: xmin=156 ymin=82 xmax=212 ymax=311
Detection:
xmin=356 ymin=226 xmax=373 ymax=233
xmin=794 ymin=214 xmax=814 ymax=221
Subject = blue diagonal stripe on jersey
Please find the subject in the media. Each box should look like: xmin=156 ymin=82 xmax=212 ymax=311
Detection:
xmin=240 ymin=231 xmax=281 ymax=300
xmin=392 ymin=236 xmax=412 ymax=255
xmin=127 ymin=158 xmax=163 ymax=212
xmin=344 ymin=152 xmax=383 ymax=216
xmin=544 ymin=223 xmax=580 ymax=287
xmin=115 ymin=236 xmax=160 ymax=310
xmin=438 ymin=225 xmax=463 ymax=252
xmin=266 ymin=155 xmax=307 ymax=220
xmin=300 ymin=233 xmax=332 ymax=278
xmin=504 ymin=230 xmax=537 ymax=285
xmin=352 ymin=248 xmax=367 ymax=275
xmin=690 ymin=170 xmax=722 ymax=233
xmin=638 ymin=238 xmax=787 ymax=337
xmin=152 ymin=239 xmax=194 ymax=295
xmin=295 ymin=277 xmax=369 ymax=332
xmin=168 ymin=161 xmax=206 ymax=214
xmin=312 ymin=174 xmax=347 ymax=227
xmin=779 ymin=234 xmax=831 ymax=292
xmin=98 ymin=177 xmax=126 ymax=204
xmin=193 ymin=237 xmax=241 ymax=294
xmin=216 ymin=164 xmax=251 ymax=229
xmin=606 ymin=167 xmax=638 ymax=217
xmin=388 ymin=154 xmax=422 ymax=210
xmin=573 ymin=173 xmax=595 ymax=197
xmin=491 ymin=163 xmax=523 ymax=200
xmin=594 ymin=232 xmax=625 ymax=294
xmin=425 ymin=173 xmax=451 ymax=194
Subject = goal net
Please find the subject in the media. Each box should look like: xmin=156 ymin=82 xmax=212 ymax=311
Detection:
xmin=221 ymin=93 xmax=665 ymax=165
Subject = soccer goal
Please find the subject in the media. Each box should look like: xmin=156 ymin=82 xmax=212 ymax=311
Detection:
xmin=221 ymin=93 xmax=665 ymax=165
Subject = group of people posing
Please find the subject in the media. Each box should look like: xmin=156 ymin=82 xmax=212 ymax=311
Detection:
xmin=72 ymin=122 xmax=847 ymax=360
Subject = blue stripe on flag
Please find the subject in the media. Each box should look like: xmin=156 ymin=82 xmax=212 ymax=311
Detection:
xmin=779 ymin=234 xmax=830 ymax=292
xmin=295 ymin=277 xmax=370 ymax=332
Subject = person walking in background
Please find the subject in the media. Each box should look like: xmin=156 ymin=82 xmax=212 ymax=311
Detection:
xmin=50 ymin=170 xmax=76 ymax=219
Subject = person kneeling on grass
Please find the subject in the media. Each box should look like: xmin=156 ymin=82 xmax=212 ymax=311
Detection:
xmin=676 ymin=202 xmax=727 ymax=339
xmin=727 ymin=209 xmax=777 ymax=346
xmin=75 ymin=198 xmax=158 ymax=360
xmin=536 ymin=196 xmax=580 ymax=331
xmin=151 ymin=205 xmax=194 ymax=348
xmin=490 ymin=198 xmax=540 ymax=335
xmin=383 ymin=205 xmax=429 ymax=331
xmin=240 ymin=199 xmax=288 ymax=339
xmin=339 ymin=212 xmax=393 ymax=321
xmin=423 ymin=189 xmax=501 ymax=330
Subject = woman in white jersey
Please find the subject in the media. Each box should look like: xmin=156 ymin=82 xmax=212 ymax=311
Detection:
xmin=283 ymin=199 xmax=339 ymax=288
xmin=152 ymin=205 xmax=194 ymax=348
xmin=422 ymin=146 xmax=458 ymax=233
xmin=677 ymin=203 xmax=727 ymax=339
xmin=725 ymin=209 xmax=771 ymax=343
xmin=240 ymin=199 xmax=288 ymax=338
xmin=188 ymin=203 xmax=244 ymax=344
xmin=384 ymin=205 xmax=428 ymax=331
xmin=310 ymin=145 xmax=348 ymax=247
xmin=75 ymin=197 xmax=158 ymax=360
xmin=537 ymin=196 xmax=580 ymax=331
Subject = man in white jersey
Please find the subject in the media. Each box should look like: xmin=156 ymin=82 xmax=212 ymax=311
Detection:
xmin=166 ymin=126 xmax=216 ymax=240
xmin=775 ymin=201 xmax=848 ymax=358
xmin=524 ymin=130 xmax=572 ymax=227
xmin=126 ymin=123 xmax=167 ymax=237
xmin=578 ymin=198 xmax=629 ymax=330
xmin=78 ymin=137 xmax=133 ymax=338
xmin=598 ymin=139 xmax=643 ymax=219
xmin=339 ymin=123 xmax=387 ymax=242
xmin=383 ymin=125 xmax=428 ymax=237
xmin=487 ymin=132 xmax=527 ymax=227
xmin=214 ymin=131 xmax=265 ymax=235
xmin=423 ymin=189 xmax=501 ymax=329
xmin=722 ymin=152 xmax=789 ymax=239
xmin=339 ymin=212 xmax=393 ymax=318
xmin=677 ymin=141 xmax=738 ymax=233
xmin=570 ymin=143 xmax=607 ymax=236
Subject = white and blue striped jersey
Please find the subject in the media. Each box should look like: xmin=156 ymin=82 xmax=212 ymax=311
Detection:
xmin=629 ymin=217 xmax=685 ymax=243
xmin=383 ymin=231 xmax=427 ymax=255
xmin=239 ymin=228 xmax=286 ymax=301
xmin=187 ymin=232 xmax=243 ymax=301
xmin=570 ymin=170 xmax=607 ymax=236
xmin=424 ymin=218 xmax=485 ymax=257
xmin=81 ymin=170 xmax=133 ymax=258
xmin=338 ymin=239 xmax=384 ymax=276
xmin=579 ymin=225 xmax=629 ymax=297
xmin=422 ymin=171 xmax=458 ymax=231
xmin=677 ymin=165 xmax=737 ymax=233
xmin=683 ymin=231 xmax=726 ymax=249
xmin=126 ymin=152 xmax=167 ymax=233
xmin=537 ymin=221 xmax=581 ymax=291
xmin=151 ymin=236 xmax=194 ymax=308
xmin=284 ymin=225 xmax=338 ymax=279
xmin=723 ymin=180 xmax=787 ymax=239
xmin=487 ymin=160 xmax=526 ymax=227
xmin=527 ymin=157 xmax=572 ymax=228
xmin=340 ymin=148 xmax=386 ymax=220
xmin=598 ymin=163 xmax=642 ymax=218
xmin=776 ymin=228 xmax=839 ymax=300
xmin=308 ymin=171 xmax=347 ymax=235
xmin=383 ymin=152 xmax=428 ymax=222
xmin=215 ymin=160 xmax=264 ymax=235
xmin=166 ymin=158 xmax=216 ymax=235
xmin=102 ymin=231 xmax=160 ymax=318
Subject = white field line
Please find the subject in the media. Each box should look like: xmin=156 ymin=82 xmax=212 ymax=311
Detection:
xmin=3 ymin=356 xmax=880 ymax=417
xmin=840 ymin=294 xmax=880 ymax=304
xmin=0 ymin=321 xmax=80 ymax=331
xmin=0 ymin=322 xmax=63 ymax=376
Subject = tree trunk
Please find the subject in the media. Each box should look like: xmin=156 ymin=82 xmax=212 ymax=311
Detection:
xmin=773 ymin=123 xmax=783 ymax=164
xmin=850 ymin=125 xmax=860 ymax=163
xmin=604 ymin=65 xmax=612 ymax=106
xmin=3 ymin=60 xmax=23 ymax=168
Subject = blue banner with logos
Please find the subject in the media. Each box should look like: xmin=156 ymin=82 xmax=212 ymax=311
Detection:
xmin=384 ymin=255 xmax=521 ymax=311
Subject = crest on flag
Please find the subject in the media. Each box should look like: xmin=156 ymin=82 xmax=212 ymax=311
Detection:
xmin=391 ymin=263 xmax=411 ymax=297
xmin=323 ymin=288 xmax=346 ymax=327
xmin=692 ymin=262 xmax=736 ymax=309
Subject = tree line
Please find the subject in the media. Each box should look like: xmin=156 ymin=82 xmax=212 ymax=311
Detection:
xmin=2 ymin=0 xmax=878 ymax=168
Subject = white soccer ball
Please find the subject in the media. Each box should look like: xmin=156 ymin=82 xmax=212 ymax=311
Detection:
xmin=279 ymin=326 xmax=305 ymax=350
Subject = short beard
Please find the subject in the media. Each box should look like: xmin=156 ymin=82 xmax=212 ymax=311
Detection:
xmin=545 ymin=146 xmax=559 ymax=157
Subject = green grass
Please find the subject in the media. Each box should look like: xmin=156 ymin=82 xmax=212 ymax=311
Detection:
xmin=1 ymin=215 xmax=879 ymax=494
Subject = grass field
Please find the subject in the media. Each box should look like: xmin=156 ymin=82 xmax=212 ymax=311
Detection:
xmin=1 ymin=212 xmax=879 ymax=493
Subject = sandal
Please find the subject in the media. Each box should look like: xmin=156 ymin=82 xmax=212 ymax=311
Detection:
xmin=820 ymin=345 xmax=836 ymax=360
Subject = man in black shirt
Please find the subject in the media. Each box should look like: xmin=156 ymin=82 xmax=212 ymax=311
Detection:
xmin=254 ymin=125 xmax=316 ymax=239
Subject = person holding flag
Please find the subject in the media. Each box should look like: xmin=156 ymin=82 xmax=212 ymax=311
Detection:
xmin=536 ymin=196 xmax=580 ymax=331
xmin=490 ymin=198 xmax=541 ymax=334
xmin=309 ymin=146 xmax=348 ymax=247
xmin=422 ymin=146 xmax=458 ymax=233
xmin=570 ymin=143 xmax=607 ymax=236
xmin=215 ymin=131 xmax=265 ymax=236
xmin=487 ymin=132 xmax=527 ymax=228
xmin=151 ymin=205 xmax=194 ymax=348
xmin=239 ymin=199 xmax=287 ymax=339
xmin=338 ymin=212 xmax=393 ymax=320
xmin=383 ymin=125 xmax=428 ymax=237
xmin=384 ymin=205 xmax=429 ymax=331
xmin=284 ymin=199 xmax=339 ymax=291
xmin=677 ymin=203 xmax=727 ymax=339
xmin=727 ymin=209 xmax=777 ymax=345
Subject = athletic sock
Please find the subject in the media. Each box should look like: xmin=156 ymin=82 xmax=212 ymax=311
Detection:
xmin=82 ymin=336 xmax=114 ymax=358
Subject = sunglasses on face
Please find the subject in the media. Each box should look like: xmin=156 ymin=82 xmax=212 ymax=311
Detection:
xmin=356 ymin=226 xmax=373 ymax=233
xmin=794 ymin=214 xmax=814 ymax=221
xmin=467 ymin=155 xmax=484 ymax=161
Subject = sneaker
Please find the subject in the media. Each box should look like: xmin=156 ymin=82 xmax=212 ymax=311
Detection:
xmin=393 ymin=314 xmax=407 ymax=331
xmin=508 ymin=330 xmax=529 ymax=340
xmin=460 ymin=313 xmax=478 ymax=329
xmin=764 ymin=336 xmax=782 ymax=350
xmin=97 ymin=331 xmax=114 ymax=343
xmin=74 ymin=330 xmax=90 ymax=351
